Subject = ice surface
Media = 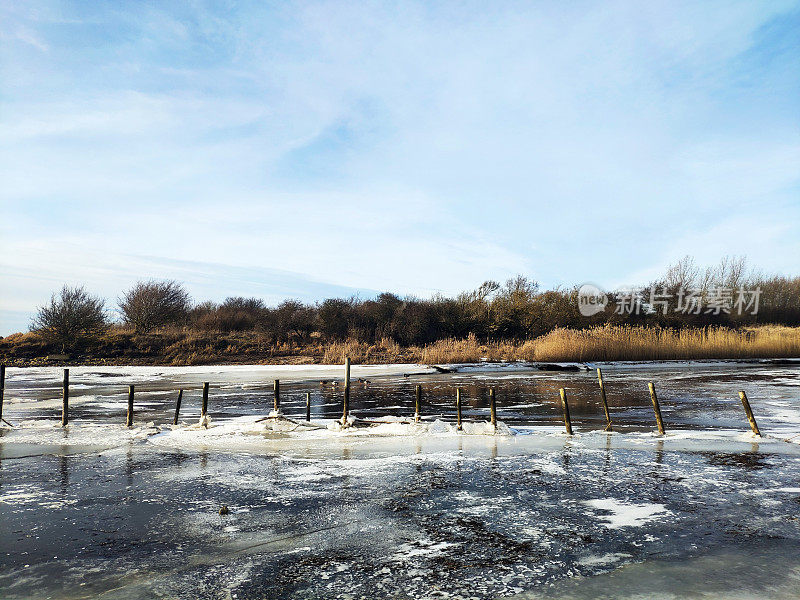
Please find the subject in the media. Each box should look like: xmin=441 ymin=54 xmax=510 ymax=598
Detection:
xmin=1 ymin=360 xmax=800 ymax=599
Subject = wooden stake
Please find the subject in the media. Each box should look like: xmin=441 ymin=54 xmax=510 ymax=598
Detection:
xmin=415 ymin=384 xmax=422 ymax=423
xmin=202 ymin=382 xmax=209 ymax=422
xmin=489 ymin=387 xmax=497 ymax=427
xmin=0 ymin=364 xmax=5 ymax=426
xmin=306 ymin=392 xmax=311 ymax=422
xmin=739 ymin=391 xmax=760 ymax=436
xmin=342 ymin=357 xmax=351 ymax=424
xmin=62 ymin=368 xmax=69 ymax=427
xmin=173 ymin=389 xmax=183 ymax=425
xmin=560 ymin=388 xmax=573 ymax=435
xmin=456 ymin=388 xmax=463 ymax=431
xmin=648 ymin=382 xmax=665 ymax=435
xmin=126 ymin=384 xmax=134 ymax=427
xmin=597 ymin=368 xmax=612 ymax=431
xmin=273 ymin=379 xmax=280 ymax=413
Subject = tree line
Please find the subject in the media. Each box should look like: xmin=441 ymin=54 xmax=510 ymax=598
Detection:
xmin=27 ymin=256 xmax=800 ymax=351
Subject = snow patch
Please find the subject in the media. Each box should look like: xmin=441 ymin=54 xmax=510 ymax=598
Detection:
xmin=584 ymin=498 xmax=671 ymax=529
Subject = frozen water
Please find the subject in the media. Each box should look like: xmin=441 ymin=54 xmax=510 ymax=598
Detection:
xmin=1 ymin=361 xmax=799 ymax=598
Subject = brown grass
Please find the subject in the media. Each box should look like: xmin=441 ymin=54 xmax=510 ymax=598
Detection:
xmin=321 ymin=337 xmax=412 ymax=364
xmin=419 ymin=333 xmax=514 ymax=364
xmin=528 ymin=325 xmax=800 ymax=362
xmin=3 ymin=325 xmax=799 ymax=366
xmin=414 ymin=326 xmax=800 ymax=364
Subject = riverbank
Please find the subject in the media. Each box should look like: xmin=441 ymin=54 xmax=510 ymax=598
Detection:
xmin=1 ymin=325 xmax=799 ymax=367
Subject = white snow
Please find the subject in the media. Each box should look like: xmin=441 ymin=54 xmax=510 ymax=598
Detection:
xmin=583 ymin=498 xmax=672 ymax=529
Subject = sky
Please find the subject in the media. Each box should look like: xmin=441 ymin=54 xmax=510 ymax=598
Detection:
xmin=1 ymin=0 xmax=799 ymax=334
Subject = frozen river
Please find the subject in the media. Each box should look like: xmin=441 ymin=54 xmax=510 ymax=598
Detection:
xmin=1 ymin=361 xmax=800 ymax=598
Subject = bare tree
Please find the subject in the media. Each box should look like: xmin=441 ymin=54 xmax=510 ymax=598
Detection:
xmin=31 ymin=285 xmax=107 ymax=351
xmin=473 ymin=280 xmax=501 ymax=302
xmin=662 ymin=255 xmax=699 ymax=291
xmin=119 ymin=280 xmax=191 ymax=332
xmin=715 ymin=255 xmax=749 ymax=289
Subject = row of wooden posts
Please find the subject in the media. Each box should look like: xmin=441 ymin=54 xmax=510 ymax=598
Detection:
xmin=0 ymin=361 xmax=761 ymax=436
xmin=560 ymin=374 xmax=759 ymax=436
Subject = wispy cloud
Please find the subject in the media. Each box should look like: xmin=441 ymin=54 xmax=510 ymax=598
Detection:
xmin=1 ymin=0 xmax=798 ymax=334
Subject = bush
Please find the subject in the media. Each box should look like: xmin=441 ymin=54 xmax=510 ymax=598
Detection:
xmin=30 ymin=285 xmax=107 ymax=351
xmin=273 ymin=300 xmax=316 ymax=342
xmin=490 ymin=275 xmax=540 ymax=338
xmin=216 ymin=297 xmax=267 ymax=332
xmin=119 ymin=280 xmax=191 ymax=332
xmin=390 ymin=299 xmax=438 ymax=345
xmin=317 ymin=298 xmax=353 ymax=340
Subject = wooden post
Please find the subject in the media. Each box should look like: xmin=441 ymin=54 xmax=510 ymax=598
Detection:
xmin=61 ymin=368 xmax=69 ymax=427
xmin=559 ymin=388 xmax=573 ymax=435
xmin=648 ymin=382 xmax=665 ymax=435
xmin=739 ymin=391 xmax=761 ymax=436
xmin=597 ymin=368 xmax=612 ymax=431
xmin=273 ymin=379 xmax=280 ymax=413
xmin=0 ymin=364 xmax=6 ymax=426
xmin=202 ymin=382 xmax=209 ymax=417
xmin=126 ymin=385 xmax=134 ymax=427
xmin=342 ymin=357 xmax=351 ymax=424
xmin=489 ymin=387 xmax=497 ymax=427
xmin=306 ymin=392 xmax=311 ymax=422
xmin=456 ymin=388 xmax=463 ymax=431
xmin=173 ymin=389 xmax=183 ymax=425
xmin=415 ymin=384 xmax=422 ymax=423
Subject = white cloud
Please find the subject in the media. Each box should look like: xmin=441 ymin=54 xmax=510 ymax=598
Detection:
xmin=0 ymin=0 xmax=798 ymax=333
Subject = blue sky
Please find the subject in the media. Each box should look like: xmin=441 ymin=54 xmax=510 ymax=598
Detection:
xmin=1 ymin=1 xmax=799 ymax=334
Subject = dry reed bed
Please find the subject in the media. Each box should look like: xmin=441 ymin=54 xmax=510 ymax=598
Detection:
xmin=416 ymin=325 xmax=800 ymax=364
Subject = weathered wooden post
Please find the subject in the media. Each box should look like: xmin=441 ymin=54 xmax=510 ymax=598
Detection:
xmin=126 ymin=384 xmax=134 ymax=427
xmin=489 ymin=387 xmax=497 ymax=427
xmin=62 ymin=368 xmax=69 ymax=427
xmin=306 ymin=392 xmax=311 ymax=422
xmin=648 ymin=382 xmax=665 ymax=435
xmin=597 ymin=368 xmax=612 ymax=431
xmin=415 ymin=384 xmax=422 ymax=423
xmin=739 ymin=391 xmax=761 ymax=436
xmin=173 ymin=389 xmax=183 ymax=425
xmin=201 ymin=382 xmax=209 ymax=425
xmin=559 ymin=388 xmax=573 ymax=435
xmin=0 ymin=364 xmax=6 ymax=425
xmin=342 ymin=357 xmax=351 ymax=424
xmin=456 ymin=388 xmax=463 ymax=431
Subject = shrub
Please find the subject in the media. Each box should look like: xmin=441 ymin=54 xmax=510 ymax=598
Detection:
xmin=216 ymin=297 xmax=267 ymax=332
xmin=490 ymin=275 xmax=540 ymax=338
xmin=317 ymin=298 xmax=353 ymax=340
xmin=30 ymin=285 xmax=107 ymax=351
xmin=273 ymin=300 xmax=316 ymax=341
xmin=119 ymin=280 xmax=190 ymax=332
